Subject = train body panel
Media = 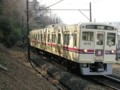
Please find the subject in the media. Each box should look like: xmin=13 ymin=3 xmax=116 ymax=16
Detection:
xmin=29 ymin=23 xmax=117 ymax=75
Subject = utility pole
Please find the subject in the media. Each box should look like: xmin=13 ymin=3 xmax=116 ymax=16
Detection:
xmin=90 ymin=2 xmax=92 ymax=22
xmin=26 ymin=0 xmax=30 ymax=60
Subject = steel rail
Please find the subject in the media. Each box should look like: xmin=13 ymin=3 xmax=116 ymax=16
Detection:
xmin=90 ymin=75 xmax=120 ymax=90
xmin=31 ymin=59 xmax=68 ymax=90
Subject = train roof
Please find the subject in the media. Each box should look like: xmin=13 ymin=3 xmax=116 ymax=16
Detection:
xmin=31 ymin=22 xmax=117 ymax=32
xmin=45 ymin=24 xmax=66 ymax=28
xmin=46 ymin=22 xmax=116 ymax=28
xmin=78 ymin=22 xmax=115 ymax=27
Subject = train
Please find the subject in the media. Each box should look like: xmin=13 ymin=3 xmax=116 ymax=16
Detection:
xmin=29 ymin=23 xmax=117 ymax=75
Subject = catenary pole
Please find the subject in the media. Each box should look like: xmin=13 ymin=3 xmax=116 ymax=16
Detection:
xmin=90 ymin=2 xmax=92 ymax=22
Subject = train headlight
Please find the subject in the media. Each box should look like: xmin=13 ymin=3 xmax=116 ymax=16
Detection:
xmin=111 ymin=50 xmax=115 ymax=53
xmin=84 ymin=49 xmax=88 ymax=53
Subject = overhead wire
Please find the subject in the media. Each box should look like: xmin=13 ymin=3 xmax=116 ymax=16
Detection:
xmin=45 ymin=0 xmax=64 ymax=9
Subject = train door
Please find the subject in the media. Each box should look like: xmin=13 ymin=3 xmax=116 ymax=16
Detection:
xmin=104 ymin=32 xmax=116 ymax=62
xmin=95 ymin=31 xmax=116 ymax=63
xmin=95 ymin=32 xmax=105 ymax=62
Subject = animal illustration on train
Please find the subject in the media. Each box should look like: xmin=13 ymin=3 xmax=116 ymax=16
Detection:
xmin=29 ymin=23 xmax=117 ymax=75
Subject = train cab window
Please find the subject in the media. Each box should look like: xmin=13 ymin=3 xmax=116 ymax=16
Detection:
xmin=82 ymin=32 xmax=93 ymax=41
xmin=58 ymin=33 xmax=61 ymax=44
xmin=107 ymin=33 xmax=116 ymax=46
xmin=97 ymin=33 xmax=103 ymax=45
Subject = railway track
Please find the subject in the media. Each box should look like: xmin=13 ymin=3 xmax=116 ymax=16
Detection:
xmin=30 ymin=51 xmax=120 ymax=90
xmin=30 ymin=59 xmax=68 ymax=90
xmin=30 ymin=55 xmax=91 ymax=90
xmin=90 ymin=75 xmax=120 ymax=90
xmin=32 ymin=57 xmax=120 ymax=90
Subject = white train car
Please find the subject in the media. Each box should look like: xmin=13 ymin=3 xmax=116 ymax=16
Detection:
xmin=29 ymin=23 xmax=117 ymax=75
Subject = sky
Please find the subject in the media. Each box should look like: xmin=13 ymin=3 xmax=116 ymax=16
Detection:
xmin=38 ymin=0 xmax=120 ymax=24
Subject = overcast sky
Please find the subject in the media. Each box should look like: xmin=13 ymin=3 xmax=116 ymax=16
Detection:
xmin=38 ymin=0 xmax=120 ymax=24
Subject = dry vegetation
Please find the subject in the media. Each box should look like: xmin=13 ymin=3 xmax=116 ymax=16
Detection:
xmin=0 ymin=43 xmax=120 ymax=90
xmin=0 ymin=44 xmax=56 ymax=90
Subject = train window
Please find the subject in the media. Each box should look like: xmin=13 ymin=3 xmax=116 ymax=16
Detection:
xmin=44 ymin=33 xmax=46 ymax=41
xmin=42 ymin=34 xmax=44 ymax=41
xmin=64 ymin=33 xmax=70 ymax=45
xmin=38 ymin=34 xmax=39 ymax=40
xmin=107 ymin=33 xmax=116 ymax=46
xmin=36 ymin=34 xmax=37 ymax=40
xmin=97 ymin=33 xmax=103 ymax=45
xmin=35 ymin=34 xmax=37 ymax=40
xmin=40 ymin=34 xmax=42 ymax=41
xmin=52 ymin=33 xmax=56 ymax=43
xmin=32 ymin=34 xmax=33 ymax=39
xmin=58 ymin=33 xmax=61 ymax=44
xmin=35 ymin=34 xmax=36 ymax=40
xmin=33 ymin=34 xmax=34 ymax=39
xmin=37 ymin=34 xmax=38 ymax=40
xmin=48 ymin=34 xmax=50 ymax=42
xmin=37 ymin=34 xmax=39 ymax=40
xmin=82 ymin=32 xmax=93 ymax=41
xmin=73 ymin=32 xmax=77 ymax=46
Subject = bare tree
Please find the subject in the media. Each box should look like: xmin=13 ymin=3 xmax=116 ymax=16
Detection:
xmin=29 ymin=0 xmax=63 ymax=29
xmin=2 ymin=0 xmax=26 ymax=25
xmin=2 ymin=0 xmax=62 ymax=29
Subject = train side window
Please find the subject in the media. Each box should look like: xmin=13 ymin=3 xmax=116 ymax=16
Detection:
xmin=40 ymin=34 xmax=42 ymax=41
xmin=52 ymin=33 xmax=56 ymax=43
xmin=33 ymin=34 xmax=35 ymax=39
xmin=44 ymin=33 xmax=46 ymax=41
xmin=58 ymin=33 xmax=61 ymax=44
xmin=38 ymin=34 xmax=40 ymax=40
xmin=107 ymin=33 xmax=116 ymax=46
xmin=73 ymin=32 xmax=77 ymax=46
xmin=48 ymin=34 xmax=50 ymax=42
xmin=35 ymin=34 xmax=37 ymax=40
xmin=64 ymin=33 xmax=70 ymax=45
xmin=82 ymin=32 xmax=93 ymax=41
xmin=35 ymin=34 xmax=36 ymax=40
xmin=42 ymin=34 xmax=44 ymax=41
xmin=32 ymin=34 xmax=34 ymax=39
xmin=36 ymin=34 xmax=37 ymax=40
xmin=37 ymin=34 xmax=39 ymax=40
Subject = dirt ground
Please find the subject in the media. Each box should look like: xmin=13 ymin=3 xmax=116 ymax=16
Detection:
xmin=0 ymin=45 xmax=120 ymax=90
xmin=0 ymin=46 xmax=56 ymax=90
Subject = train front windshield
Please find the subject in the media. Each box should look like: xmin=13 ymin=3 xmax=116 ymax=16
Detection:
xmin=107 ymin=33 xmax=116 ymax=46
